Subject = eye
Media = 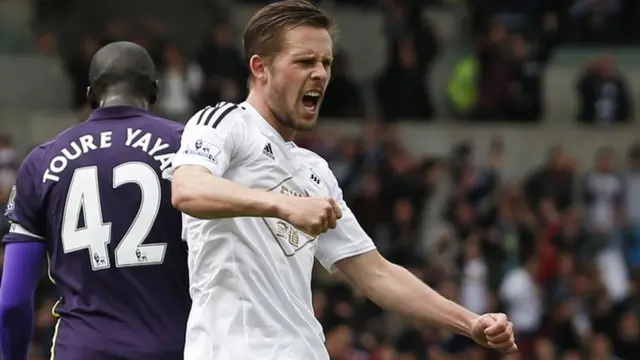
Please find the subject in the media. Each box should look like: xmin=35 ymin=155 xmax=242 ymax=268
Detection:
xmin=297 ymin=59 xmax=316 ymax=67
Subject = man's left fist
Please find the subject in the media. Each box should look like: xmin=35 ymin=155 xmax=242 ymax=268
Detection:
xmin=470 ymin=313 xmax=518 ymax=354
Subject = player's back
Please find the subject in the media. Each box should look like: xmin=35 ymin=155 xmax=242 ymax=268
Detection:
xmin=29 ymin=106 xmax=189 ymax=359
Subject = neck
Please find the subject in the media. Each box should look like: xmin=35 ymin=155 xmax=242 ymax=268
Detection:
xmin=246 ymin=90 xmax=296 ymax=142
xmin=99 ymin=89 xmax=149 ymax=110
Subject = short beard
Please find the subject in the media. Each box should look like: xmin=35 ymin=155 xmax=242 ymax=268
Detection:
xmin=270 ymin=100 xmax=314 ymax=132
xmin=272 ymin=108 xmax=296 ymax=129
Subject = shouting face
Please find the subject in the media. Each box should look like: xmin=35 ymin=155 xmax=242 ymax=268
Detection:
xmin=252 ymin=25 xmax=333 ymax=131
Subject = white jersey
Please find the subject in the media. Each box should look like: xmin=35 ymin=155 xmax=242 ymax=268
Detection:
xmin=165 ymin=102 xmax=376 ymax=360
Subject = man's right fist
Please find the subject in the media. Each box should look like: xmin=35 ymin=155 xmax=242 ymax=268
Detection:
xmin=277 ymin=196 xmax=343 ymax=236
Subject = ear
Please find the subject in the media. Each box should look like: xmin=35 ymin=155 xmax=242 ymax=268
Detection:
xmin=86 ymin=86 xmax=98 ymax=109
xmin=248 ymin=54 xmax=268 ymax=82
xmin=149 ymin=80 xmax=159 ymax=105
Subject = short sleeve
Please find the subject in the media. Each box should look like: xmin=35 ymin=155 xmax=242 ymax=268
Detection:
xmin=164 ymin=102 xmax=244 ymax=179
xmin=3 ymin=151 xmax=45 ymax=243
xmin=315 ymin=168 xmax=376 ymax=273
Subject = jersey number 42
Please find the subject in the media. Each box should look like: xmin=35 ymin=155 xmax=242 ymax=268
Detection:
xmin=61 ymin=162 xmax=166 ymax=271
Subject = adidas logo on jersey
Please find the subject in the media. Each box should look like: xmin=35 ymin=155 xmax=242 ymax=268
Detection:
xmin=262 ymin=143 xmax=275 ymax=160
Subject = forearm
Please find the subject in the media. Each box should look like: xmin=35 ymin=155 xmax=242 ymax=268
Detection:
xmin=0 ymin=242 xmax=46 ymax=360
xmin=171 ymin=165 xmax=281 ymax=219
xmin=362 ymin=262 xmax=478 ymax=337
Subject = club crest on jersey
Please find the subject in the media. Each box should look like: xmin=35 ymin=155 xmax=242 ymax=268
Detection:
xmin=309 ymin=169 xmax=324 ymax=189
xmin=184 ymin=139 xmax=221 ymax=164
xmin=5 ymin=185 xmax=16 ymax=216
xmin=263 ymin=179 xmax=317 ymax=256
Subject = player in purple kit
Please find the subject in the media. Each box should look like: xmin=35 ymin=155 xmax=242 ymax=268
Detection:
xmin=0 ymin=42 xmax=190 ymax=360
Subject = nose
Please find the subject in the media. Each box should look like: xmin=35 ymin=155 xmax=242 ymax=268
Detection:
xmin=310 ymin=62 xmax=329 ymax=83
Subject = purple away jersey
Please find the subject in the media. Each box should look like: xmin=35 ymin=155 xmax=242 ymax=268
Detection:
xmin=4 ymin=106 xmax=190 ymax=360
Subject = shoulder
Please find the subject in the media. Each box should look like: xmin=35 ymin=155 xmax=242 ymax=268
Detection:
xmin=294 ymin=147 xmax=338 ymax=189
xmin=23 ymin=123 xmax=80 ymax=169
xmin=16 ymin=142 xmax=50 ymax=181
xmin=186 ymin=102 xmax=246 ymax=130
xmin=146 ymin=114 xmax=185 ymax=135
xmin=295 ymin=147 xmax=330 ymax=169
xmin=137 ymin=114 xmax=185 ymax=148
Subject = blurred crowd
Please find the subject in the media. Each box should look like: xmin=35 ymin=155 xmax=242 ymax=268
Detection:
xmin=37 ymin=0 xmax=637 ymax=124
xmin=55 ymin=1 xmax=437 ymax=123
xmin=0 ymin=0 xmax=639 ymax=359
xmin=304 ymin=123 xmax=640 ymax=360
xmin=454 ymin=0 xmax=636 ymax=123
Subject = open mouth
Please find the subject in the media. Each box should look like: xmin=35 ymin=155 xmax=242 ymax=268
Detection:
xmin=301 ymin=91 xmax=321 ymax=112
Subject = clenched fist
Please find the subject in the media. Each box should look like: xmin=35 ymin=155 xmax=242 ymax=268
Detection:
xmin=470 ymin=313 xmax=518 ymax=354
xmin=276 ymin=196 xmax=343 ymax=236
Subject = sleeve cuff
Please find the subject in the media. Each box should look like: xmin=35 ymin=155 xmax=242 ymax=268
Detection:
xmin=3 ymin=223 xmax=44 ymax=243
xmin=163 ymin=156 xmax=222 ymax=181
xmin=320 ymin=244 xmax=377 ymax=273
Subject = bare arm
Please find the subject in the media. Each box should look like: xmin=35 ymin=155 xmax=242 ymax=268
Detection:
xmin=336 ymin=250 xmax=478 ymax=337
xmin=171 ymin=165 xmax=281 ymax=219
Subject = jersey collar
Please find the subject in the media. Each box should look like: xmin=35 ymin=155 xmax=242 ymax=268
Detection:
xmin=87 ymin=106 xmax=151 ymax=121
xmin=240 ymin=102 xmax=297 ymax=148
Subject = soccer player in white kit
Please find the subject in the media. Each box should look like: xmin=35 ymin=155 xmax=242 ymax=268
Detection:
xmin=166 ymin=1 xmax=518 ymax=359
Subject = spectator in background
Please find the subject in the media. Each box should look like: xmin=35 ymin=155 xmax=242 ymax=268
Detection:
xmin=506 ymin=12 xmax=559 ymax=122
xmin=156 ymin=44 xmax=203 ymax=121
xmin=583 ymin=147 xmax=623 ymax=242
xmin=325 ymin=323 xmax=367 ymax=360
xmin=524 ymin=146 xmax=576 ymax=213
xmin=0 ymin=186 xmax=9 ymax=237
xmin=0 ymin=135 xmax=13 ymax=242
xmin=499 ymin=254 xmax=543 ymax=352
xmin=377 ymin=0 xmax=439 ymax=121
xmin=491 ymin=184 xmax=537 ymax=276
xmin=473 ymin=19 xmax=511 ymax=120
xmin=624 ymin=143 xmax=640 ymax=271
xmin=553 ymin=209 xmax=588 ymax=256
xmin=143 ymin=17 xmax=170 ymax=70
xmin=33 ymin=0 xmax=74 ymax=31
xmin=350 ymin=169 xmax=388 ymax=246
xmin=385 ymin=198 xmax=421 ymax=266
xmin=588 ymin=334 xmax=624 ymax=360
xmin=100 ymin=20 xmax=127 ymax=46
xmin=424 ymin=225 xmax=459 ymax=278
xmin=583 ymin=148 xmax=630 ymax=305
xmin=0 ymin=134 xmax=17 ymax=202
xmin=376 ymin=36 xmax=433 ymax=121
xmin=447 ymin=139 xmax=501 ymax=225
xmin=470 ymin=0 xmax=543 ymax=35
xmin=361 ymin=120 xmax=385 ymax=169
xmin=35 ymin=31 xmax=56 ymax=56
xmin=613 ymin=311 xmax=640 ymax=359
xmin=576 ymin=55 xmax=632 ymax=125
xmin=459 ymin=235 xmax=490 ymax=316
xmin=30 ymin=297 xmax=58 ymax=359
xmin=533 ymin=338 xmax=557 ymax=360
xmin=385 ymin=0 xmax=439 ymax=74
xmin=326 ymin=136 xmax=365 ymax=198
xmin=196 ymin=23 xmax=246 ymax=108
xmin=64 ymin=36 xmax=100 ymax=110
xmin=568 ymin=0 xmax=624 ymax=44
xmin=320 ymin=51 xmax=364 ymax=118
xmin=0 ymin=134 xmax=16 ymax=169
